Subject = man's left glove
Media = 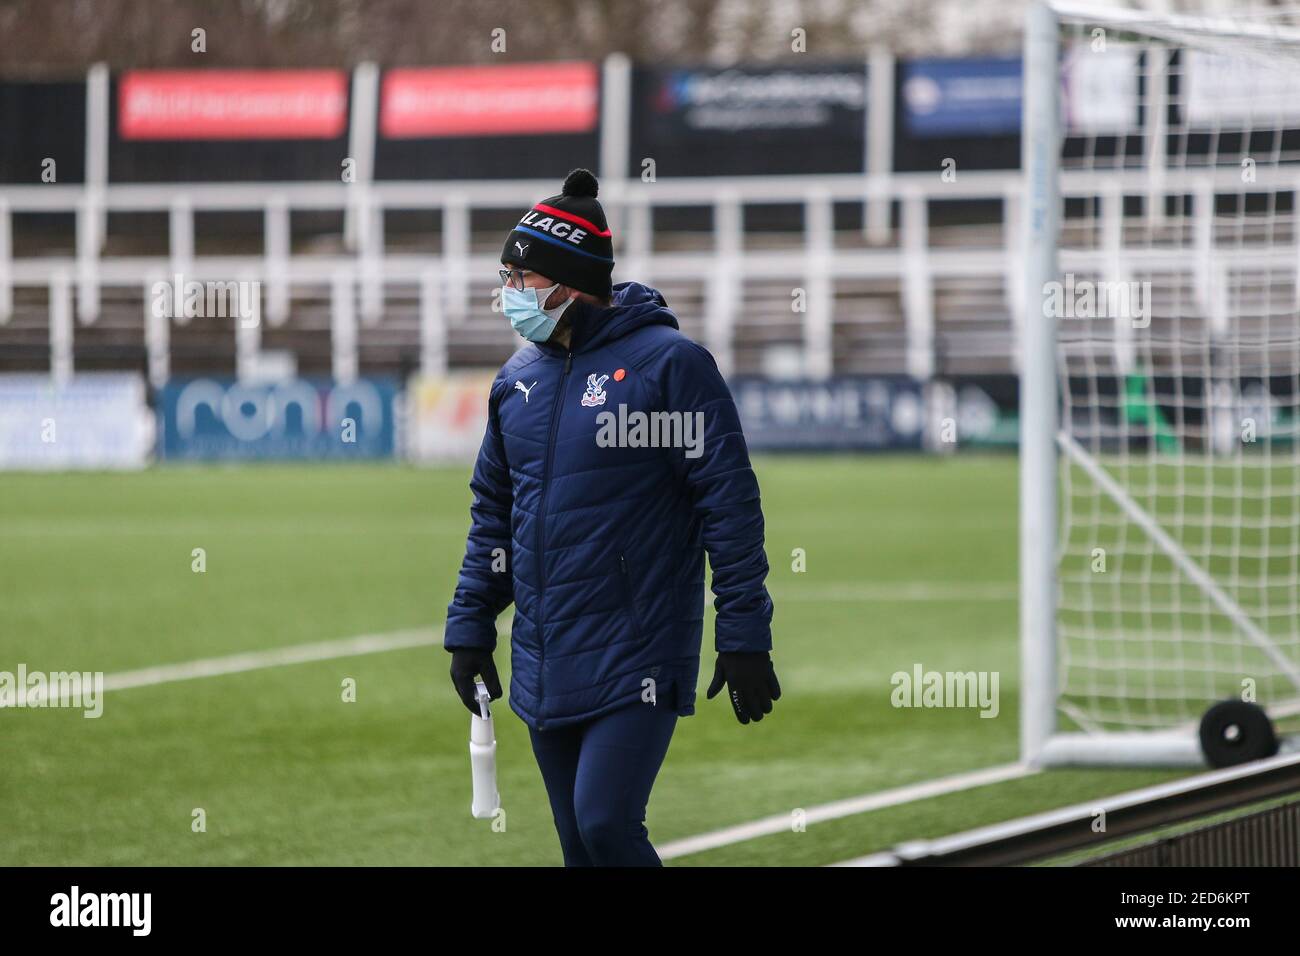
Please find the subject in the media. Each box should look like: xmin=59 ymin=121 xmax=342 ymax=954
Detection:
xmin=449 ymin=648 xmax=503 ymax=718
xmin=706 ymin=651 xmax=781 ymax=724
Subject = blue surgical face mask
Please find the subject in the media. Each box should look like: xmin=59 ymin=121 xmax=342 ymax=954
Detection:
xmin=502 ymin=282 xmax=575 ymax=343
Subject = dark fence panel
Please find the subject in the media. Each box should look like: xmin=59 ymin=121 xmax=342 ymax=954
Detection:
xmin=0 ymin=80 xmax=85 ymax=184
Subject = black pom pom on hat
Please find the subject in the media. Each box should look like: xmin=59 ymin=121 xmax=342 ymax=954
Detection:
xmin=562 ymin=168 xmax=599 ymax=198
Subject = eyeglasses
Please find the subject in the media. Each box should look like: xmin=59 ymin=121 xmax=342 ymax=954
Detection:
xmin=499 ymin=268 xmax=530 ymax=291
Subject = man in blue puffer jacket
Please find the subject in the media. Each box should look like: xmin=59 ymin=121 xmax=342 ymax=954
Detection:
xmin=445 ymin=168 xmax=780 ymax=866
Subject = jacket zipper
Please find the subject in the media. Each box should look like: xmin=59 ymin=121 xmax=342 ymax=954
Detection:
xmin=534 ymin=350 xmax=572 ymax=730
xmin=619 ymin=554 xmax=645 ymax=641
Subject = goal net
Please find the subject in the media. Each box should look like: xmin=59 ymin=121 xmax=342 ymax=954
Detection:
xmin=1022 ymin=2 xmax=1300 ymax=765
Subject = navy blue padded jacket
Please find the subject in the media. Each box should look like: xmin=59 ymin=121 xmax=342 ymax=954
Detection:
xmin=444 ymin=281 xmax=774 ymax=730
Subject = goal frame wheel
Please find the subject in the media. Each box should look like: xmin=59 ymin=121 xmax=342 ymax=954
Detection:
xmin=1198 ymin=700 xmax=1279 ymax=769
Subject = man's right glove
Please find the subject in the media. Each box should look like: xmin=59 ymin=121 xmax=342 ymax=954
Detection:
xmin=706 ymin=651 xmax=781 ymax=724
xmin=449 ymin=648 xmax=502 ymax=717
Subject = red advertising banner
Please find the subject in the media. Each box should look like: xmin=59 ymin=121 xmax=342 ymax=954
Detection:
xmin=119 ymin=70 xmax=348 ymax=140
xmin=380 ymin=62 xmax=598 ymax=138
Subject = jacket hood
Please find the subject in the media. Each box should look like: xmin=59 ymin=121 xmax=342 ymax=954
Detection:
xmin=551 ymin=281 xmax=678 ymax=355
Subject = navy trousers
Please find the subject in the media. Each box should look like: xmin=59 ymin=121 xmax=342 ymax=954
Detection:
xmin=528 ymin=699 xmax=678 ymax=866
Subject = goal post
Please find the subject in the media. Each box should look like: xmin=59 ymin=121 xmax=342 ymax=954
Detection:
xmin=1021 ymin=0 xmax=1062 ymax=767
xmin=1020 ymin=1 xmax=1300 ymax=767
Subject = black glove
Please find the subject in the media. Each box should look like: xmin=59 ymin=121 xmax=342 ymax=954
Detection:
xmin=449 ymin=648 xmax=502 ymax=718
xmin=706 ymin=652 xmax=781 ymax=724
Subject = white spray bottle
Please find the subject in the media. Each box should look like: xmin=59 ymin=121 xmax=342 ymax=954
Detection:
xmin=469 ymin=679 xmax=501 ymax=819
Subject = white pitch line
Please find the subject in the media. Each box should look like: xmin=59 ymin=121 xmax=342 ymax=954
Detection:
xmin=657 ymin=762 xmax=1038 ymax=860
xmin=21 ymin=628 xmax=440 ymax=706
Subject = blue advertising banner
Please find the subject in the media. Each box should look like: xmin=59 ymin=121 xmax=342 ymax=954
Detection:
xmin=901 ymin=57 xmax=1022 ymax=138
xmin=732 ymin=377 xmax=925 ymax=451
xmin=158 ymin=377 xmax=398 ymax=460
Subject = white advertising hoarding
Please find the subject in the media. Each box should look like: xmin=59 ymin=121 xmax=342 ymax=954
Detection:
xmin=1063 ymin=43 xmax=1139 ymax=134
xmin=0 ymin=373 xmax=154 ymax=470
xmin=1184 ymin=49 xmax=1300 ymax=128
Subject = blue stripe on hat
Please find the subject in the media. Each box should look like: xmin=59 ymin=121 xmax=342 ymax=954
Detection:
xmin=513 ymin=225 xmax=614 ymax=263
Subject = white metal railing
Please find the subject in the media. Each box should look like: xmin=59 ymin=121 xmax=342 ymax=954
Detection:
xmin=4 ymin=165 xmax=1299 ymax=387
xmin=0 ymin=170 xmax=1029 ymax=387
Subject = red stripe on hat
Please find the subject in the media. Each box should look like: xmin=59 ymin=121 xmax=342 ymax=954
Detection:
xmin=531 ymin=202 xmax=612 ymax=237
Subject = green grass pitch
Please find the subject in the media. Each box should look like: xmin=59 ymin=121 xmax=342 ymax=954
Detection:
xmin=0 ymin=456 xmax=1190 ymax=866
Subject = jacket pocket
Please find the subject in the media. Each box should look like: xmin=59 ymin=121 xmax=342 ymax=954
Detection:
xmin=618 ymin=553 xmax=647 ymax=642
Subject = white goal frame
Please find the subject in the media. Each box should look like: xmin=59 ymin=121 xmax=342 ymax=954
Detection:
xmin=1019 ymin=0 xmax=1300 ymax=767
